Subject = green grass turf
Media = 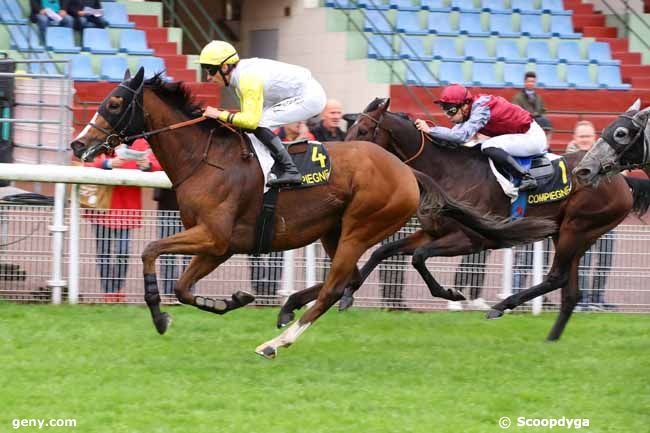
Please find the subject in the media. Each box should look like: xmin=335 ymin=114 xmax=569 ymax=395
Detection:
xmin=0 ymin=303 xmax=648 ymax=433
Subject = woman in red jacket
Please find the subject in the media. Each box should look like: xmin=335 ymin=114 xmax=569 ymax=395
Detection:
xmin=84 ymin=138 xmax=157 ymax=302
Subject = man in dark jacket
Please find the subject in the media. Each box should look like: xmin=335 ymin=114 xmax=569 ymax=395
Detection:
xmin=66 ymin=0 xmax=107 ymax=30
xmin=309 ymin=99 xmax=345 ymax=142
xmin=511 ymin=71 xmax=552 ymax=131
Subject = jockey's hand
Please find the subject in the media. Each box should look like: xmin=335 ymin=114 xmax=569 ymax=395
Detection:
xmin=203 ymin=106 xmax=224 ymax=120
xmin=414 ymin=119 xmax=429 ymax=132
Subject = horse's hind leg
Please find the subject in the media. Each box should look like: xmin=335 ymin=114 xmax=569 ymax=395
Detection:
xmin=547 ymin=256 xmax=581 ymax=341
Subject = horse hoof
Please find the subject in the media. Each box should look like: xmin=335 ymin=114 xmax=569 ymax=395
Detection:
xmin=451 ymin=290 xmax=466 ymax=301
xmin=255 ymin=345 xmax=277 ymax=360
xmin=486 ymin=308 xmax=504 ymax=320
xmin=339 ymin=295 xmax=354 ymax=312
xmin=154 ymin=312 xmax=172 ymax=335
xmin=233 ymin=290 xmax=255 ymax=307
xmin=277 ymin=310 xmax=295 ymax=329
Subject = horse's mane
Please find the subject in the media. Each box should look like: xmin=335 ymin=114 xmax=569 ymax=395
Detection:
xmin=144 ymin=74 xmax=229 ymax=134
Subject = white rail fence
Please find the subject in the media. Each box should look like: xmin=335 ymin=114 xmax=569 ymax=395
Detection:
xmin=1 ymin=163 xmax=650 ymax=313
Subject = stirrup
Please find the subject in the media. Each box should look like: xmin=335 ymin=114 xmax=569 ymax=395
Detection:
xmin=518 ymin=177 xmax=537 ymax=192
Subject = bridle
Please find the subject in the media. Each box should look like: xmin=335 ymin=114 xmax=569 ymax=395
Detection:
xmin=357 ymin=112 xmax=427 ymax=165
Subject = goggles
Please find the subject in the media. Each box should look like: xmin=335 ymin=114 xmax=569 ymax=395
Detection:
xmin=440 ymin=103 xmax=462 ymax=116
xmin=200 ymin=64 xmax=221 ymax=76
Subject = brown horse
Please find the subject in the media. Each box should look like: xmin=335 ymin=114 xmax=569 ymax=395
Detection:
xmin=69 ymin=68 xmax=555 ymax=358
xmin=339 ymin=98 xmax=650 ymax=341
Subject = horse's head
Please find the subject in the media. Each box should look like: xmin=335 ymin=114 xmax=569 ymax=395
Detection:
xmin=346 ymin=97 xmax=423 ymax=162
xmin=71 ymin=67 xmax=147 ymax=161
xmin=574 ymin=99 xmax=650 ymax=186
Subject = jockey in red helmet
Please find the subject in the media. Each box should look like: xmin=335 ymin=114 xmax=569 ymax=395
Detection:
xmin=414 ymin=84 xmax=548 ymax=192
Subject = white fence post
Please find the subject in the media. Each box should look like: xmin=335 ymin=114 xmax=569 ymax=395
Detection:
xmin=281 ymin=250 xmax=295 ymax=298
xmin=305 ymin=243 xmax=316 ymax=288
xmin=500 ymin=248 xmax=513 ymax=299
xmin=68 ymin=184 xmax=80 ymax=304
xmin=531 ymin=240 xmax=544 ymax=315
xmin=47 ymin=183 xmax=67 ymax=304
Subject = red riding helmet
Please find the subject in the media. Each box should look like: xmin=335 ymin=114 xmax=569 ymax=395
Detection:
xmin=434 ymin=84 xmax=472 ymax=105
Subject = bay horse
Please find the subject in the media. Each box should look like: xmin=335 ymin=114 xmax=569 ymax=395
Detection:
xmin=69 ymin=68 xmax=555 ymax=359
xmin=339 ymin=97 xmax=650 ymax=341
xmin=575 ymin=99 xmax=650 ymax=192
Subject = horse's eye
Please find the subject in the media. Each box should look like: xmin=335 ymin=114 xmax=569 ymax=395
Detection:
xmin=613 ymin=127 xmax=629 ymax=140
xmin=108 ymin=102 xmax=120 ymax=110
xmin=358 ymin=128 xmax=368 ymax=136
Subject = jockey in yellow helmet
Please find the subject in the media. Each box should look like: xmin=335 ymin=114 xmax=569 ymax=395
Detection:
xmin=198 ymin=40 xmax=327 ymax=187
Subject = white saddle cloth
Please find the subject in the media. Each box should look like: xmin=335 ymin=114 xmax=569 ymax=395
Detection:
xmin=247 ymin=133 xmax=275 ymax=194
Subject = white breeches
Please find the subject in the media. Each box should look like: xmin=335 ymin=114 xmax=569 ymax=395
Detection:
xmin=259 ymin=79 xmax=327 ymax=129
xmin=480 ymin=121 xmax=548 ymax=157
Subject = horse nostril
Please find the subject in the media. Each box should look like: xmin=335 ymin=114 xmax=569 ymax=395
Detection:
xmin=574 ymin=167 xmax=592 ymax=178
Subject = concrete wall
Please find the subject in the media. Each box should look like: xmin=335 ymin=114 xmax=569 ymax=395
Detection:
xmin=239 ymin=0 xmax=388 ymax=115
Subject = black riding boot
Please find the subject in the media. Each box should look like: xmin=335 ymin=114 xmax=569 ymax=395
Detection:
xmin=482 ymin=147 xmax=537 ymax=192
xmin=254 ymin=127 xmax=302 ymax=187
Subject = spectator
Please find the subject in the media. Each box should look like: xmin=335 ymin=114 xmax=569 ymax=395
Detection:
xmin=449 ymin=251 xmax=491 ymax=311
xmin=83 ymin=138 xmax=156 ymax=302
xmin=248 ymin=121 xmax=315 ymax=304
xmin=512 ymin=71 xmax=553 ymax=132
xmin=30 ymin=0 xmax=74 ymax=44
xmin=67 ymin=0 xmax=107 ymax=30
xmin=564 ymin=121 xmax=616 ymax=310
xmin=152 ymin=188 xmax=191 ymax=295
xmin=310 ymin=99 xmax=345 ymax=142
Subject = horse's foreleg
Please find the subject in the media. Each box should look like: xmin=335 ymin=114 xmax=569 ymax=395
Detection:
xmin=277 ymin=283 xmax=322 ymax=328
xmin=141 ymin=224 xmax=249 ymax=334
xmin=547 ymin=256 xmax=581 ymax=341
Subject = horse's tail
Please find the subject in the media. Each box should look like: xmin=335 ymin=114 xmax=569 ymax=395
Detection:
xmin=413 ymin=170 xmax=557 ymax=247
xmin=624 ymin=176 xmax=650 ymax=217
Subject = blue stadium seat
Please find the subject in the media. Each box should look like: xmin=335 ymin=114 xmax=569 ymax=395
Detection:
xmin=566 ymin=64 xmax=598 ymax=89
xmin=451 ymin=0 xmax=480 ymax=12
xmin=557 ymin=41 xmax=588 ymax=65
xmin=100 ymin=56 xmax=128 ymax=82
xmin=511 ymin=0 xmax=540 ymax=14
xmin=46 ymin=27 xmax=81 ymax=53
xmin=28 ymin=52 xmax=58 ymax=75
xmin=472 ymin=61 xmax=503 ymax=87
xmin=503 ymin=63 xmax=526 ymax=86
xmin=8 ymin=25 xmax=43 ymax=52
xmin=405 ymin=60 xmax=438 ymax=85
xmin=536 ymin=64 xmax=568 ymax=88
xmin=325 ymin=0 xmax=357 ymax=8
xmin=550 ymin=15 xmax=581 ymax=38
xmin=399 ymin=36 xmax=431 ymax=60
xmin=428 ymin=12 xmax=457 ymax=35
xmin=82 ymin=28 xmax=117 ymax=54
xmin=102 ymin=1 xmax=135 ymax=28
xmin=438 ymin=61 xmax=466 ymax=85
xmin=358 ymin=0 xmax=390 ymax=9
xmin=389 ymin=0 xmax=419 ymax=10
xmin=526 ymin=41 xmax=556 ymax=64
xmin=496 ymin=40 xmax=525 ymax=63
xmin=597 ymin=65 xmax=631 ymax=90
xmin=458 ymin=12 xmax=489 ymax=36
xmin=0 ymin=0 xmax=28 ymax=24
xmin=541 ymin=0 xmax=571 ymax=15
xmin=588 ymin=42 xmax=619 ymax=66
xmin=119 ymin=29 xmax=154 ymax=55
xmin=396 ymin=11 xmax=427 ymax=34
xmin=368 ymin=35 xmax=399 ymax=59
xmin=421 ymin=0 xmax=451 ymax=11
xmin=137 ymin=57 xmax=168 ymax=80
xmin=520 ymin=14 xmax=551 ymax=38
xmin=432 ymin=38 xmax=463 ymax=61
xmin=481 ymin=0 xmax=509 ymax=13
xmin=489 ymin=14 xmax=519 ymax=37
xmin=363 ymin=9 xmax=395 ymax=33
xmin=69 ymin=55 xmax=99 ymax=81
xmin=464 ymin=39 xmax=495 ymax=62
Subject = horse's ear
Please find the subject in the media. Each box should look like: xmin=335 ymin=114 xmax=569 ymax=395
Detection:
xmin=123 ymin=68 xmax=131 ymax=81
xmin=627 ymin=98 xmax=641 ymax=112
xmin=379 ymin=97 xmax=391 ymax=112
xmin=130 ymin=67 xmax=145 ymax=88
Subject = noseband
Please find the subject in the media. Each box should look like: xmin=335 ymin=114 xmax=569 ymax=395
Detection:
xmin=357 ymin=112 xmax=426 ymax=164
xmin=611 ymin=113 xmax=650 ymax=171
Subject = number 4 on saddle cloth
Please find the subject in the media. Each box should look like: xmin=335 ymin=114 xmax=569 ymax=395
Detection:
xmin=492 ymin=154 xmax=572 ymax=220
xmin=248 ymin=136 xmax=332 ymax=254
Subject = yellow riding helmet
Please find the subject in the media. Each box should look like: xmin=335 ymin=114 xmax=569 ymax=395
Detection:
xmin=198 ymin=41 xmax=239 ymax=66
